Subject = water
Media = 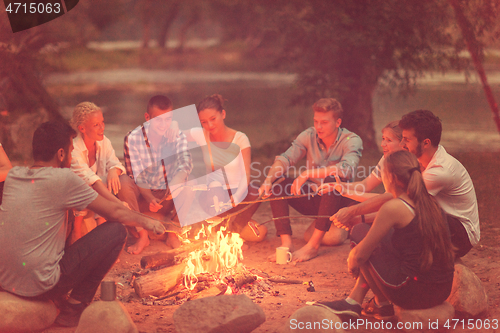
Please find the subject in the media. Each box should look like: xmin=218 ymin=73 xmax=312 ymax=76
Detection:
xmin=47 ymin=70 xmax=500 ymax=158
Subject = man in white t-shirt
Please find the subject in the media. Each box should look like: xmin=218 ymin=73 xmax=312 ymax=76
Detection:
xmin=398 ymin=110 xmax=478 ymax=257
xmin=0 ymin=121 xmax=167 ymax=327
xmin=332 ymin=110 xmax=478 ymax=257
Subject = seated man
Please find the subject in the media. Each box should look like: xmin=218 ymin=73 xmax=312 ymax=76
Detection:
xmin=119 ymin=95 xmax=193 ymax=254
xmin=332 ymin=110 xmax=479 ymax=257
xmin=0 ymin=141 xmax=12 ymax=205
xmin=0 ymin=121 xmax=167 ymax=327
xmin=259 ymin=98 xmax=363 ymax=262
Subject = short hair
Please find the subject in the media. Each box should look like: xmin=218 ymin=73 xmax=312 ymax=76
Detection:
xmin=399 ymin=110 xmax=442 ymax=146
xmin=197 ymin=94 xmax=225 ymax=113
xmin=32 ymin=121 xmax=76 ymax=162
xmin=147 ymin=95 xmax=173 ymax=115
xmin=70 ymin=102 xmax=101 ymax=131
xmin=382 ymin=120 xmax=403 ymax=142
xmin=312 ymin=98 xmax=343 ymax=119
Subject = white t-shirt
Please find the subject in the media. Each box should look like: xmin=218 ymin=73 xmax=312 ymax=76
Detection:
xmin=190 ymin=128 xmax=250 ymax=189
xmin=423 ymin=146 xmax=480 ymax=245
xmin=0 ymin=167 xmax=98 ymax=296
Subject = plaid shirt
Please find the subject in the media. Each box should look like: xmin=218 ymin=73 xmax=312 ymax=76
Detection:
xmin=124 ymin=123 xmax=192 ymax=190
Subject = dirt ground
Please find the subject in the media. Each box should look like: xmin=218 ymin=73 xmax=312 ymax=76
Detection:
xmin=39 ymin=198 xmax=500 ymax=333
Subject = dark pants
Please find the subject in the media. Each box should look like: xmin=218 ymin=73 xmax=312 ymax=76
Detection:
xmin=351 ymin=223 xmax=452 ymax=310
xmin=447 ymin=214 xmax=473 ymax=258
xmin=270 ymin=176 xmax=356 ymax=236
xmin=38 ymin=222 xmax=127 ymax=304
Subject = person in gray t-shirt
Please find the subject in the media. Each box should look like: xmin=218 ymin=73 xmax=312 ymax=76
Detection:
xmin=0 ymin=121 xmax=167 ymax=327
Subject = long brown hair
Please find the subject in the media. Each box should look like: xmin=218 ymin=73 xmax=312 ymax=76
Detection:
xmin=384 ymin=150 xmax=455 ymax=270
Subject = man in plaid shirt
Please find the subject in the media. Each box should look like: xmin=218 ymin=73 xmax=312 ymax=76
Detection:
xmin=119 ymin=95 xmax=193 ymax=254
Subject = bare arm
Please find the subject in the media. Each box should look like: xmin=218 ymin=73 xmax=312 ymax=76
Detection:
xmin=347 ymin=199 xmax=411 ymax=276
xmin=0 ymin=145 xmax=12 ymax=182
xmin=87 ymin=195 xmax=165 ymax=235
xmin=330 ymin=192 xmax=394 ymax=230
xmin=92 ymin=179 xmax=123 ymax=205
xmin=318 ymin=173 xmax=382 ymax=202
xmin=258 ymin=159 xmax=287 ymax=197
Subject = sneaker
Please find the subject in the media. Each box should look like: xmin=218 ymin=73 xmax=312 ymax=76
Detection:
xmin=54 ymin=300 xmax=87 ymax=327
xmin=362 ymin=297 xmax=395 ymax=320
xmin=313 ymin=299 xmax=362 ymax=318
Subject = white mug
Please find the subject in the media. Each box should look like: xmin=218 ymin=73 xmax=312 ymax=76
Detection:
xmin=276 ymin=247 xmax=292 ymax=265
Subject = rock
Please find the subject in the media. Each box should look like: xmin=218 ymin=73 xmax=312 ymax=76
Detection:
xmin=446 ymin=263 xmax=488 ymax=317
xmin=76 ymin=300 xmax=138 ymax=333
xmin=395 ymin=302 xmax=454 ymax=333
xmin=285 ymin=306 xmax=344 ymax=333
xmin=0 ymin=291 xmax=58 ymax=333
xmin=173 ymin=294 xmax=265 ymax=333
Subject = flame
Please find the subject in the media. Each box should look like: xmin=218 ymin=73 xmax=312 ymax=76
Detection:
xmin=183 ymin=225 xmax=243 ymax=290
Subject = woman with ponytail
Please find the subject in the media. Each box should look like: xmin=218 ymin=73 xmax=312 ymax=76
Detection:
xmin=314 ymin=150 xmax=455 ymax=319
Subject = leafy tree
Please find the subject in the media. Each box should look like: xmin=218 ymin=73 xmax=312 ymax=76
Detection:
xmin=227 ymin=0 xmax=498 ymax=149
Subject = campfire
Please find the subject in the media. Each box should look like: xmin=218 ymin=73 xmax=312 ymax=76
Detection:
xmin=183 ymin=225 xmax=244 ymax=291
xmin=126 ymin=222 xmax=314 ymax=307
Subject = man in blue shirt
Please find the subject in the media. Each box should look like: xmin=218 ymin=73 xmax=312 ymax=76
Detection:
xmin=260 ymin=98 xmax=363 ymax=262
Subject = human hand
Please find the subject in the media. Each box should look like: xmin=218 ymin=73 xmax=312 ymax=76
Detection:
xmin=122 ymin=201 xmax=130 ymax=209
xmin=330 ymin=206 xmax=355 ymax=231
xmin=258 ymin=181 xmax=273 ymax=198
xmin=149 ymin=198 xmax=163 ymax=213
xmin=147 ymin=219 xmax=166 ymax=235
xmin=107 ymin=168 xmax=121 ymax=195
xmin=164 ymin=121 xmax=179 ymax=142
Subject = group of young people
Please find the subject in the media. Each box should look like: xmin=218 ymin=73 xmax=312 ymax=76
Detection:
xmin=0 ymin=95 xmax=479 ymax=326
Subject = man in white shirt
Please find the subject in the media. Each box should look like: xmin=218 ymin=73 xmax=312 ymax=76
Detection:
xmin=398 ymin=110 xmax=478 ymax=257
xmin=331 ymin=110 xmax=478 ymax=257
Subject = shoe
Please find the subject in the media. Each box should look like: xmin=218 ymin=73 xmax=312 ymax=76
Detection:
xmin=362 ymin=297 xmax=395 ymax=320
xmin=54 ymin=300 xmax=87 ymax=327
xmin=313 ymin=299 xmax=362 ymax=318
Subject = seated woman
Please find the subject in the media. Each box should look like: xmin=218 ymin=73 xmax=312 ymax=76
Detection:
xmin=314 ymin=150 xmax=455 ymax=319
xmin=69 ymin=102 xmax=127 ymax=243
xmin=185 ymin=94 xmax=265 ymax=241
xmin=309 ymin=121 xmax=403 ymax=242
xmin=0 ymin=142 xmax=13 ymax=205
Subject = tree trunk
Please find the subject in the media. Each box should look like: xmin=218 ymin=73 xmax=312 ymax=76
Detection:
xmin=449 ymin=0 xmax=500 ymax=134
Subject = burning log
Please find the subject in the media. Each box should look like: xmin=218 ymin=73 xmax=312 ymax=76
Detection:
xmin=190 ymin=284 xmax=227 ymax=300
xmin=232 ymin=265 xmax=256 ymax=288
xmin=134 ymin=263 xmax=187 ymax=298
xmin=140 ymin=241 xmax=204 ymax=269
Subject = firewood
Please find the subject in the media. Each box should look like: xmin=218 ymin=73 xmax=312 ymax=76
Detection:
xmin=140 ymin=241 xmax=204 ymax=269
xmin=232 ymin=265 xmax=256 ymax=288
xmin=190 ymin=284 xmax=227 ymax=300
xmin=134 ymin=263 xmax=187 ymax=298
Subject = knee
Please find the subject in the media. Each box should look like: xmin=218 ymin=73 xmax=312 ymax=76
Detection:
xmin=321 ymin=226 xmax=348 ymax=246
xmin=350 ymin=223 xmax=370 ymax=244
xmin=102 ymin=222 xmax=127 ymax=245
xmin=118 ymin=175 xmax=135 ymax=193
